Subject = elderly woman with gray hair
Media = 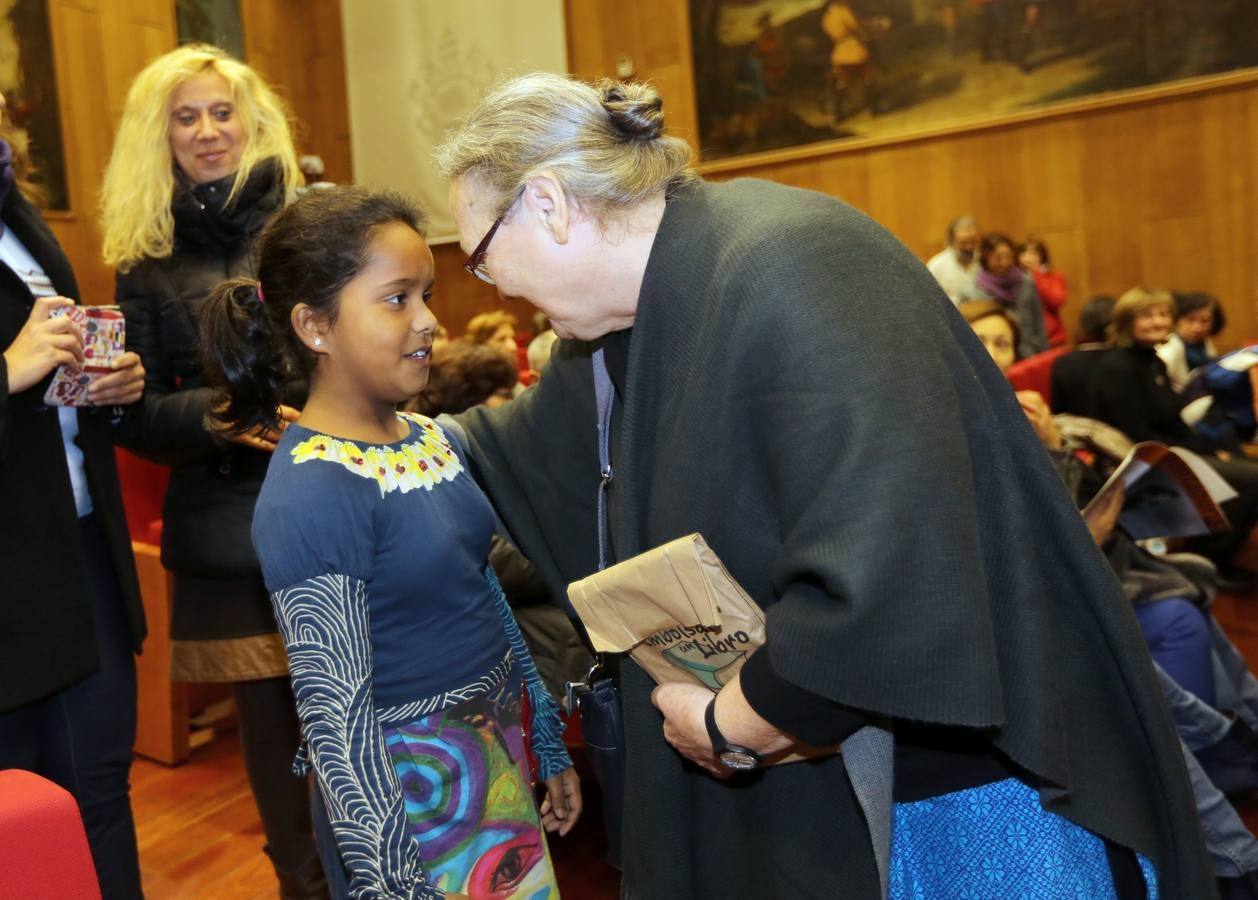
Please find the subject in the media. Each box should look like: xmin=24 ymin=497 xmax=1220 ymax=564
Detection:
xmin=436 ymin=73 xmax=1210 ymax=898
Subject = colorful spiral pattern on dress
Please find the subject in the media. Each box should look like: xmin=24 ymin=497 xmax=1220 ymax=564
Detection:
xmin=388 ymin=718 xmax=488 ymax=859
xmin=384 ymin=677 xmax=557 ymax=898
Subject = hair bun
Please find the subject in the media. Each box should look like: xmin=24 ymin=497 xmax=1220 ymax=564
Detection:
xmin=599 ymin=80 xmax=664 ymax=142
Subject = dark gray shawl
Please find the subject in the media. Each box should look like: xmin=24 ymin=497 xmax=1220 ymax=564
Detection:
xmin=458 ymin=178 xmax=1211 ymax=898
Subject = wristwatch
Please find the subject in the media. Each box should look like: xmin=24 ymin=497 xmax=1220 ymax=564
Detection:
xmin=704 ymin=696 xmax=762 ymax=770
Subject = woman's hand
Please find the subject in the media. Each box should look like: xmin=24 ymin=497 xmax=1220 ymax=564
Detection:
xmin=1017 ymin=390 xmax=1062 ymax=450
xmin=1083 ymin=482 xmax=1125 ymax=545
xmin=2 ymin=296 xmax=83 ymax=394
xmin=216 ymin=404 xmax=300 ymax=453
xmin=538 ymin=766 xmax=582 ymax=836
xmin=88 ymin=352 xmax=146 ymax=406
xmin=652 ymin=677 xmax=792 ymax=777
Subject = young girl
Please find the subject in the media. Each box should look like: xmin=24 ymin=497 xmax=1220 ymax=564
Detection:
xmin=201 ymin=186 xmax=580 ymax=900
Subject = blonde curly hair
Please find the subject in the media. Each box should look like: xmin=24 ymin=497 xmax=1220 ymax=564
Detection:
xmin=99 ymin=44 xmax=302 ymax=270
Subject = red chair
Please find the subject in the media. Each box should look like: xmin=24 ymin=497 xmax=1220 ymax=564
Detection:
xmin=1006 ymin=346 xmax=1070 ymax=405
xmin=0 ymin=769 xmax=101 ymax=900
xmin=113 ymin=448 xmax=169 ymax=544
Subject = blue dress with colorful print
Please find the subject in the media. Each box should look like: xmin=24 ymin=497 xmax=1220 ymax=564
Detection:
xmin=252 ymin=413 xmax=570 ymax=899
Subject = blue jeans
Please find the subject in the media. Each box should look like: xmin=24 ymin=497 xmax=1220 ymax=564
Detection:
xmin=1212 ymin=616 xmax=1258 ymax=731
xmin=0 ymin=516 xmax=142 ymax=899
xmin=1181 ymin=738 xmax=1258 ymax=877
xmin=1155 ymin=660 xmax=1258 ymax=876
xmin=1135 ymin=598 xmax=1216 ymax=705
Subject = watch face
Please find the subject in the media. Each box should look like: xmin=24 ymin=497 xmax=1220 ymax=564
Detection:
xmin=720 ymin=750 xmax=759 ymax=770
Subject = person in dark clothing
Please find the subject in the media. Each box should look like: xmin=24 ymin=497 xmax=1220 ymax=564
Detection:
xmin=0 ymin=95 xmax=149 ymax=898
xmin=1087 ymin=287 xmax=1258 ymax=582
xmin=1050 ymin=294 xmax=1116 ymax=416
xmin=435 ymin=73 xmax=1211 ymax=898
xmin=98 ymin=45 xmax=325 ymax=898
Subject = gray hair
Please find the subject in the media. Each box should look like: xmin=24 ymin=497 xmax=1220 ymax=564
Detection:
xmin=947 ymin=214 xmax=978 ymax=243
xmin=434 ymin=73 xmax=695 ymax=220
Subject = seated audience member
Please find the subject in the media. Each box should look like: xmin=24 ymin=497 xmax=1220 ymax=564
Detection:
xmin=963 ymin=306 xmax=1258 ymax=897
xmin=959 ymin=299 xmax=1019 ymax=371
xmin=926 ymin=214 xmax=980 ymax=303
xmin=1087 ymin=287 xmax=1258 ymax=583
xmin=465 ymin=310 xmax=534 ymax=393
xmin=960 ymin=301 xmax=1064 ymax=455
xmin=407 ymin=340 xmax=590 ymax=702
xmin=465 ymin=310 xmax=521 ymax=362
xmin=958 ymin=232 xmax=1049 ymax=358
xmin=407 ymin=340 xmax=517 ymax=416
xmin=1018 ymin=237 xmax=1068 ymax=347
xmin=1160 ymin=292 xmax=1225 ymax=392
xmin=1051 ymin=295 xmax=1116 ymax=416
xmin=431 ymin=323 xmax=450 ymax=355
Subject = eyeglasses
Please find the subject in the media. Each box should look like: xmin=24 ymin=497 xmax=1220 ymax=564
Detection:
xmin=463 ymin=188 xmax=524 ymax=285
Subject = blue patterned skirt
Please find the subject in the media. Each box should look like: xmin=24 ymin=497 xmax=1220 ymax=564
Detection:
xmin=889 ymin=777 xmax=1158 ymax=899
xmin=381 ymin=654 xmax=560 ymax=899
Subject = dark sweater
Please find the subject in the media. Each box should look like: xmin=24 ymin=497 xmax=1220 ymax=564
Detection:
xmin=1087 ymin=344 xmax=1206 ymax=450
xmin=1051 ymin=346 xmax=1111 ymax=417
xmin=459 ymin=178 xmax=1210 ymax=897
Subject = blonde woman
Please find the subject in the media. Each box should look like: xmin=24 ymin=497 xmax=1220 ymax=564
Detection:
xmin=100 ymin=45 xmax=325 ymax=897
xmin=1088 ymin=287 xmax=1258 ymax=586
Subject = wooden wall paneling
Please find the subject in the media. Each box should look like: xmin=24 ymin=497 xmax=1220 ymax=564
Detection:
xmin=1077 ymin=104 xmax=1147 ymax=297
xmin=131 ymin=542 xmax=188 ymax=766
xmin=1139 ymin=96 xmax=1207 ymax=223
xmin=864 ymin=138 xmax=983 ymax=258
xmin=241 ymin=0 xmax=352 ymax=183
xmin=46 ymin=1 xmax=113 ymax=305
xmin=726 ymin=152 xmax=871 ymax=213
xmin=1011 ymin=118 xmax=1085 ymax=236
xmin=1138 ymin=213 xmax=1214 ymax=300
xmin=429 ymin=241 xmax=539 ymax=339
xmin=300 ymin=0 xmax=352 ymax=182
xmin=1199 ymin=89 xmax=1258 ymax=343
xmin=564 ymin=0 xmax=699 ymax=146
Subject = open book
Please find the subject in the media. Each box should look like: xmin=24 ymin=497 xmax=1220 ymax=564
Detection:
xmin=1081 ymin=442 xmax=1237 ymax=540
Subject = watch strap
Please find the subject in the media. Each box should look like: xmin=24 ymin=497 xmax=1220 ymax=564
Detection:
xmin=704 ymin=696 xmax=762 ymax=764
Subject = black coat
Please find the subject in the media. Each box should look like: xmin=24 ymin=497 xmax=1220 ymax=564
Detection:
xmin=459 ymin=179 xmax=1211 ymax=897
xmin=1087 ymin=344 xmax=1206 ymax=450
xmin=114 ymin=165 xmax=285 ymax=576
xmin=0 ymin=189 xmax=145 ymax=712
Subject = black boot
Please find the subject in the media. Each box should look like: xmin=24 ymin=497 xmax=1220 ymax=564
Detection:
xmin=265 ymin=846 xmax=330 ymax=900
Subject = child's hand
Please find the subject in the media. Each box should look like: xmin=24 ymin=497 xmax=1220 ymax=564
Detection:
xmin=539 ymin=766 xmax=582 ymax=836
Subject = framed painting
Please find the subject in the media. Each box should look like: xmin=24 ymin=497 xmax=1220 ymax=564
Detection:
xmin=689 ymin=0 xmax=1258 ymax=162
xmin=2 ymin=0 xmax=66 ymax=210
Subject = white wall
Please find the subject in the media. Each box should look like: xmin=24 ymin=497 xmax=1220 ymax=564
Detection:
xmin=341 ymin=0 xmax=567 ymax=243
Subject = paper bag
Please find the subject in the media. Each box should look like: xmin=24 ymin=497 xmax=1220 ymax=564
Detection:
xmin=567 ymin=534 xmax=839 ymax=766
xmin=567 ymin=533 xmax=764 ymax=691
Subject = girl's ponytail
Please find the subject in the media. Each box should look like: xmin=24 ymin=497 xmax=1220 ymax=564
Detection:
xmin=200 ymin=277 xmax=287 ymax=435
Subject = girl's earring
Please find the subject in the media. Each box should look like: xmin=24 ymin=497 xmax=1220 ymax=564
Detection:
xmin=313 ymin=338 xmax=322 ymax=346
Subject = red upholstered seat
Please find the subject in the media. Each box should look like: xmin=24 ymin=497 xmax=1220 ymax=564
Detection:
xmin=1006 ymin=346 xmax=1071 ymax=405
xmin=0 ymin=769 xmax=100 ymax=900
xmin=114 ymin=447 xmax=169 ymax=544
